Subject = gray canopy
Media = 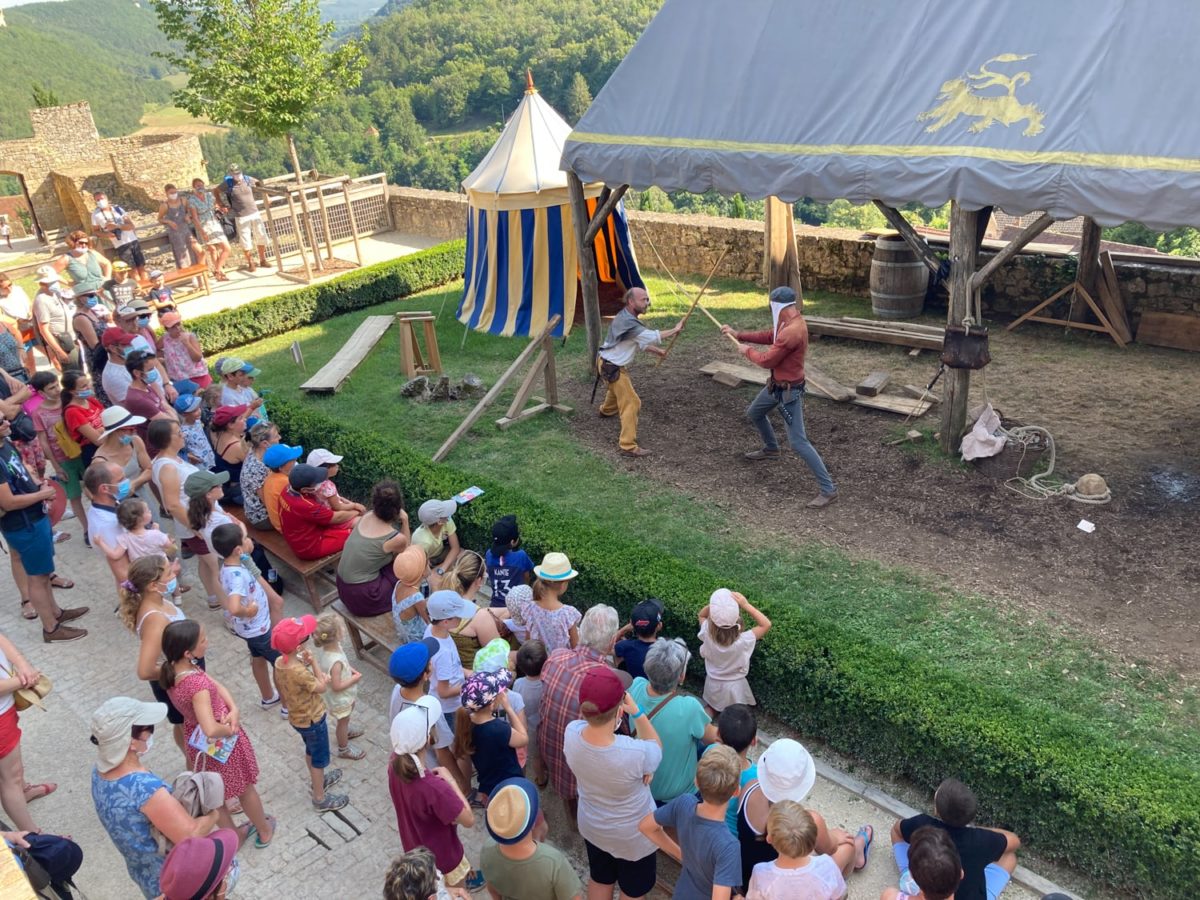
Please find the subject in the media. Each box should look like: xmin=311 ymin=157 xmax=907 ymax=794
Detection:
xmin=561 ymin=0 xmax=1200 ymax=230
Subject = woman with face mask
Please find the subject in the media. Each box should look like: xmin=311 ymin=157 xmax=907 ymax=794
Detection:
xmin=54 ymin=229 xmax=111 ymax=297
xmin=158 ymin=184 xmax=204 ymax=271
xmin=90 ymin=693 xmax=223 ymax=898
xmin=94 ymin=405 xmax=161 ymax=529
xmin=60 ymin=370 xmax=105 ymax=468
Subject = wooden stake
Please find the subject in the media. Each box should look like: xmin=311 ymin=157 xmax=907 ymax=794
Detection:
xmin=656 ymin=248 xmax=728 ymax=367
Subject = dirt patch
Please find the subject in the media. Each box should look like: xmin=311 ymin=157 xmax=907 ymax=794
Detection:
xmin=566 ymin=328 xmax=1200 ymax=676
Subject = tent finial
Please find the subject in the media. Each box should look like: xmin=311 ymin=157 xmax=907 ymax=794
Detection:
xmin=526 ymin=69 xmax=536 ymax=94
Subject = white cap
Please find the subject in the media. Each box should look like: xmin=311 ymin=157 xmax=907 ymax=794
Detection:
xmin=709 ymin=588 xmax=741 ymax=628
xmin=306 ymin=448 xmax=344 ymax=467
xmin=390 ymin=695 xmax=441 ymax=755
xmin=417 ymin=498 xmax=457 ymax=526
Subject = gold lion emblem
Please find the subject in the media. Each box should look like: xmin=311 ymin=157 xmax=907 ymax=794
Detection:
xmin=917 ymin=54 xmax=1045 ymax=137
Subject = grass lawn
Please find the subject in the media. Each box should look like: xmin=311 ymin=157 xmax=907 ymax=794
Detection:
xmin=232 ymin=274 xmax=1199 ymax=771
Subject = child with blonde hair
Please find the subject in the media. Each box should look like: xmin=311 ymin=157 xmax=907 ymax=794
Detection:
xmin=747 ymin=800 xmax=856 ymax=899
xmin=697 ymin=588 xmax=772 ymax=714
xmin=95 ymin=497 xmax=186 ymax=603
xmin=312 ymin=612 xmax=365 ymax=760
xmin=523 ymin=552 xmax=582 ymax=652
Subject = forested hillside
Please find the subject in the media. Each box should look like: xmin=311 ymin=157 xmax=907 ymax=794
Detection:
xmin=0 ymin=0 xmax=174 ymax=139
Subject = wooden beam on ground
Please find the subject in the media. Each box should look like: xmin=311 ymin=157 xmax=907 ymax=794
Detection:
xmin=699 ymin=360 xmax=854 ymax=403
xmin=969 ymin=212 xmax=1055 ymax=292
xmin=805 ymin=364 xmax=854 ymax=402
xmin=854 ymin=394 xmax=933 ymax=417
xmin=941 ymin=202 xmax=979 ymax=453
xmin=300 ymin=315 xmax=394 ymax=393
xmin=872 ymin=202 xmax=943 ymax=277
xmin=1136 ymin=311 xmax=1200 ymax=351
xmin=568 ymin=172 xmax=604 ymax=361
xmin=434 ymin=315 xmax=562 ymax=462
xmin=856 ymin=371 xmax=891 ymax=397
xmin=583 ymin=185 xmax=629 ymax=244
xmin=805 ymin=317 xmax=944 ymax=350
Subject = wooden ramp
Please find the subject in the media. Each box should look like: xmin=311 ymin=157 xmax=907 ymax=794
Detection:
xmin=300 ymin=315 xmax=395 ymax=394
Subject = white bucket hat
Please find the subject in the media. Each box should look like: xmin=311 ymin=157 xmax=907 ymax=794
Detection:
xmin=756 ymin=738 xmax=816 ymax=803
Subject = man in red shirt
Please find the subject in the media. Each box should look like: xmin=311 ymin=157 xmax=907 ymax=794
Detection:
xmin=277 ymin=464 xmax=357 ymax=560
xmin=722 ymin=286 xmax=838 ymax=508
xmin=121 ymin=350 xmax=176 ymax=442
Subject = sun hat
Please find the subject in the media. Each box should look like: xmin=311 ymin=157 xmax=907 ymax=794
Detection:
xmin=288 ymin=463 xmax=327 ymax=491
xmin=36 ymin=269 xmax=59 ymax=285
xmin=101 ymin=327 xmax=136 ymax=348
xmin=756 ymin=738 xmax=816 ymax=803
xmin=307 ymin=448 xmax=343 ymax=467
xmin=160 ymin=311 xmax=182 ymax=328
xmin=183 ymin=469 xmax=229 ymax=499
xmin=270 ymin=614 xmax=317 ymax=662
xmin=111 ymin=260 xmax=130 ymax=271
xmin=390 ymin=695 xmax=441 ymax=755
xmin=708 ymin=588 xmax=741 ymax=628
xmin=461 ymin=670 xmax=512 ymax=711
xmin=263 ymin=443 xmax=303 ymax=470
xmin=211 ymin=404 xmax=248 ymax=427
xmin=426 ymin=589 xmax=477 ymax=623
xmin=158 ymin=829 xmax=239 ymax=900
xmin=98 ymin=405 xmax=147 ymax=440
xmin=392 ymin=545 xmax=428 ymax=588
xmin=505 ymin=583 xmax=532 ymax=626
xmin=218 ymin=356 xmax=260 ymax=378
xmin=115 ymin=304 xmax=138 ymax=319
xmin=533 ymin=551 xmax=577 ymax=582
xmin=486 ymin=777 xmax=540 ymax=845
xmin=473 ymin=638 xmax=511 ymax=675
xmin=631 ymin=598 xmax=664 ymax=636
xmin=91 ymin=697 xmax=168 ymax=773
xmin=388 ymin=637 xmax=441 ymax=683
xmin=417 ymin=498 xmax=456 ymax=526
xmin=173 ymin=393 xmax=202 ymax=415
xmin=129 ymin=298 xmax=152 ymax=315
xmin=579 ymin=666 xmax=624 ymax=715
xmin=148 ymin=268 xmax=164 ymax=279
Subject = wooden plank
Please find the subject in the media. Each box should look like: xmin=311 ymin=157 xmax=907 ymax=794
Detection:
xmin=496 ymin=402 xmax=552 ymax=430
xmin=803 ymin=364 xmax=854 ymax=402
xmin=840 ymin=317 xmax=944 ymax=336
xmin=856 ymin=371 xmax=891 ymax=397
xmin=806 ymin=317 xmax=944 ymax=350
xmin=852 ymin=394 xmax=932 ymax=417
xmin=1099 ymin=252 xmax=1134 ymax=342
xmin=1095 ymin=277 xmax=1131 ymax=343
xmin=711 ymin=370 xmax=743 ymax=387
xmin=300 ymin=315 xmax=394 ymax=393
xmin=871 ymin=202 xmax=943 ymax=276
xmin=700 ymin=360 xmax=767 ymax=385
xmin=901 ymin=384 xmax=941 ymax=403
xmin=1136 ymin=311 xmax=1200 ymax=351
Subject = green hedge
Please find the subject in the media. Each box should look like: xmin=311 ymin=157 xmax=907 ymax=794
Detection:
xmin=268 ymin=398 xmax=1197 ymax=899
xmin=185 ymin=240 xmax=466 ymax=354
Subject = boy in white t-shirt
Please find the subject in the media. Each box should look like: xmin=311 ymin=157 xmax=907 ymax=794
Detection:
xmin=212 ymin=523 xmax=285 ymax=713
xmin=422 ymin=589 xmax=477 ymax=731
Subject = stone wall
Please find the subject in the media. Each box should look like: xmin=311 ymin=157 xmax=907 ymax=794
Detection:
xmin=388 ymin=186 xmax=1200 ymax=320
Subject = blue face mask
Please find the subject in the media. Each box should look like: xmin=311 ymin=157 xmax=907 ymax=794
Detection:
xmin=76 ymin=389 xmax=94 ymax=400
xmin=114 ymin=479 xmax=131 ymax=502
xmin=118 ymin=434 xmax=134 ymax=446
xmin=137 ymin=316 xmax=151 ymax=328
xmin=85 ymin=297 xmax=99 ymax=308
xmin=145 ymin=369 xmax=161 ymax=384
xmin=164 ymin=577 xmax=178 ymax=595
xmin=245 ymin=416 xmax=260 ymax=430
xmin=239 ymin=552 xmax=253 ymax=567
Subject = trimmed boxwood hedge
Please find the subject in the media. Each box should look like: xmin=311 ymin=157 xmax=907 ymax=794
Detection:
xmin=185 ymin=240 xmax=466 ymax=353
xmin=267 ymin=398 xmax=1197 ymax=899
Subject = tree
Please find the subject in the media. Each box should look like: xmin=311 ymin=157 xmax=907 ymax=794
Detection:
xmin=30 ymin=83 xmax=60 ymax=108
xmin=150 ymin=0 xmax=366 ymax=186
xmin=565 ymin=71 xmax=592 ymax=123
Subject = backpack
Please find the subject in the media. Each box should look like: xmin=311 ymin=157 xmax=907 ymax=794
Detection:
xmin=52 ymin=419 xmax=81 ymax=460
xmin=10 ymin=832 xmax=82 ymax=899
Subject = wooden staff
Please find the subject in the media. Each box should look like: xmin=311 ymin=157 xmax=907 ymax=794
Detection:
xmin=696 ymin=301 xmax=743 ymax=349
xmin=655 ymin=248 xmax=729 ymax=367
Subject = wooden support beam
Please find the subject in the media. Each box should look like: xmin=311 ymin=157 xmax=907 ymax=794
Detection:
xmin=969 ymin=212 xmax=1054 ymax=291
xmin=567 ymin=172 xmax=604 ymax=361
xmin=583 ymin=184 xmax=628 ymax=244
xmin=872 ymin=202 xmax=943 ymax=277
xmin=941 ymin=202 xmax=979 ymax=453
xmin=764 ymin=197 xmax=803 ymax=296
xmin=1076 ymin=217 xmax=1102 ymax=301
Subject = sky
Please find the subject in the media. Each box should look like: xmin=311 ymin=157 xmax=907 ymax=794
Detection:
xmin=1 ymin=0 xmax=69 ymax=7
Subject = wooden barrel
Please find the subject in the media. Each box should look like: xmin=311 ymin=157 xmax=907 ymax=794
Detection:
xmin=870 ymin=235 xmax=929 ymax=319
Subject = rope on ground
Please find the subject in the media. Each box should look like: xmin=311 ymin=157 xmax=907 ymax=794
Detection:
xmin=998 ymin=424 xmax=1112 ymax=504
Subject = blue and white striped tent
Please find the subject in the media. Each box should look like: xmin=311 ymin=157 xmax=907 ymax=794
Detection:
xmin=457 ymin=80 xmax=643 ymax=338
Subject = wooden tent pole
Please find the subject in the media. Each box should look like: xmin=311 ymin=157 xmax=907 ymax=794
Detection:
xmin=941 ymin=201 xmax=979 ymax=453
xmin=567 ymin=171 xmax=603 ymax=361
xmin=1074 ymin=217 xmax=1103 ymax=321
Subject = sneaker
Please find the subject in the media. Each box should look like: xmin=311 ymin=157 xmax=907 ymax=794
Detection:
xmin=619 ymin=447 xmax=652 ymax=458
xmin=259 ymin=693 xmax=281 ymax=709
xmin=312 ymin=792 xmax=348 ymax=813
xmin=337 ymin=743 xmax=365 ymax=760
xmin=206 ymin=595 xmax=222 ymax=610
xmin=322 ymin=768 xmax=343 ymax=791
xmin=806 ymin=491 xmax=839 ymax=509
xmin=463 ymin=869 xmax=486 ymax=892
xmin=43 ymin=624 xmax=87 ymax=643
xmin=280 ymin=705 xmax=289 ymax=719
xmin=60 ymin=507 xmax=76 ymax=521
xmin=743 ymin=447 xmax=782 ymax=460
xmin=56 ymin=606 xmax=89 ymax=623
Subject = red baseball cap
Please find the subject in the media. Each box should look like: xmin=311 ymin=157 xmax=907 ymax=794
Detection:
xmin=101 ymin=328 xmax=136 ymax=348
xmin=270 ymin=615 xmax=317 ymax=661
xmin=579 ymin=667 xmax=624 ymax=715
xmin=211 ymin=404 xmax=248 ymax=427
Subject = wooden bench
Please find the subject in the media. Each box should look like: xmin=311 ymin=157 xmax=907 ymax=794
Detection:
xmin=331 ymin=599 xmax=398 ymax=675
xmin=225 ymin=507 xmax=339 ymax=614
xmin=137 ymin=262 xmax=211 ymax=300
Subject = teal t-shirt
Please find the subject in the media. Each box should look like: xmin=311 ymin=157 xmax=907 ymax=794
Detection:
xmin=629 ymin=677 xmax=711 ymax=802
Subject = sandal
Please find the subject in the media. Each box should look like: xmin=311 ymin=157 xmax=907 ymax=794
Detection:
xmin=50 ymin=574 xmax=74 ymax=590
xmin=20 ymin=600 xmax=36 ymax=621
xmin=52 ymin=531 xmax=71 ymax=544
xmin=24 ymin=783 xmax=56 ymax=803
xmin=236 ymin=823 xmax=254 ymax=847
xmin=855 ymin=824 xmax=874 ymax=871
xmin=254 ymin=815 xmax=277 ymax=849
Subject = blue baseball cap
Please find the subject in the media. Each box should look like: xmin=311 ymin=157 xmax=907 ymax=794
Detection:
xmin=388 ymin=637 xmax=441 ymax=683
xmin=262 ymin=443 xmax=303 ymax=469
xmin=173 ymin=393 xmax=202 ymax=414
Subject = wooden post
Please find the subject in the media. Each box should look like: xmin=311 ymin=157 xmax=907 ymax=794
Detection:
xmin=261 ymin=190 xmax=286 ymax=275
xmin=314 ymin=183 xmax=336 ymax=262
xmin=872 ymin=201 xmax=943 ymax=277
xmin=1075 ymin=217 xmax=1102 ymax=321
xmin=567 ymin=171 xmax=603 ymax=362
xmin=284 ymin=189 xmax=314 ymax=283
xmin=763 ymin=197 xmax=802 ymax=295
xmin=341 ymin=180 xmax=364 ymax=267
xmin=941 ymin=202 xmax=979 ymax=454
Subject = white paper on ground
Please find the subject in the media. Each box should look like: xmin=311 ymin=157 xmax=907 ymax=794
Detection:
xmin=1077 ymin=519 xmax=1096 ymax=533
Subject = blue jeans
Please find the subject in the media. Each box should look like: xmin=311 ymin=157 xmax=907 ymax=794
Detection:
xmin=746 ymin=385 xmax=836 ymax=494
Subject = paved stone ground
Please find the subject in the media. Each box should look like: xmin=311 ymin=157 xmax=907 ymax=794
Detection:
xmin=2 ymin=514 xmax=1050 ymax=899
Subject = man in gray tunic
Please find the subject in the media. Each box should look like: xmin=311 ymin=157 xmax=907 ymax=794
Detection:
xmin=595 ymin=288 xmax=682 ymax=458
xmin=220 ymin=164 xmax=270 ymax=272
